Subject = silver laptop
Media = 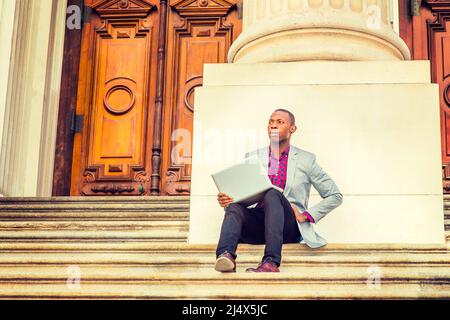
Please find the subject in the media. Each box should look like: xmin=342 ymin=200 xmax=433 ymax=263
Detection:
xmin=211 ymin=155 xmax=283 ymax=207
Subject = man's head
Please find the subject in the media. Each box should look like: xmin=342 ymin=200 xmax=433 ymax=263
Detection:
xmin=268 ymin=108 xmax=297 ymax=144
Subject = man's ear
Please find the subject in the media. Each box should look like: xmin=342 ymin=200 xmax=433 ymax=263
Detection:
xmin=290 ymin=125 xmax=297 ymax=133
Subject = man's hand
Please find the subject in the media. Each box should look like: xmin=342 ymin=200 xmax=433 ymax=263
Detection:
xmin=290 ymin=203 xmax=309 ymax=223
xmin=217 ymin=192 xmax=234 ymax=208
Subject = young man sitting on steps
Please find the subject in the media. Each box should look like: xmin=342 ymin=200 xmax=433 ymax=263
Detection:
xmin=214 ymin=109 xmax=343 ymax=273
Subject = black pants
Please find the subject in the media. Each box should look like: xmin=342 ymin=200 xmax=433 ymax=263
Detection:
xmin=216 ymin=188 xmax=302 ymax=266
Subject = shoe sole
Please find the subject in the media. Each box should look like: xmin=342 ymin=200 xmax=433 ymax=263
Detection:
xmin=214 ymin=256 xmax=235 ymax=272
xmin=245 ymin=269 xmax=280 ymax=273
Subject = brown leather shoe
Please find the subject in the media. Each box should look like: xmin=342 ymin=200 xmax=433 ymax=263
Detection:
xmin=245 ymin=258 xmax=280 ymax=273
xmin=214 ymin=252 xmax=236 ymax=273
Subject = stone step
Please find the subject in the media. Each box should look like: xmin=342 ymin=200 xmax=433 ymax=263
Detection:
xmin=0 ymin=243 xmax=448 ymax=299
xmin=0 ymin=242 xmax=446 ymax=251
xmin=0 ymin=231 xmax=187 ymax=240
xmin=0 ymin=273 xmax=447 ymax=299
xmin=0 ymin=221 xmax=186 ymax=229
xmin=1 ymin=284 xmax=447 ymax=299
xmin=0 ymin=196 xmax=191 ymax=204
xmin=0 ymin=244 xmax=447 ymax=266
xmin=0 ymin=250 xmax=447 ymax=297
xmin=0 ymin=211 xmax=189 ymax=220
xmin=0 ymin=221 xmax=188 ymax=241
xmin=0 ymin=257 xmax=447 ymax=272
xmin=0 ymin=197 xmax=190 ymax=215
xmin=1 ymin=265 xmax=448 ymax=280
xmin=0 ymin=263 xmax=447 ymax=275
xmin=0 ymin=221 xmax=187 ymax=235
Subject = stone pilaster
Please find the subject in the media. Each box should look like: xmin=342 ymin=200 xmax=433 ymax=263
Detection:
xmin=0 ymin=0 xmax=67 ymax=196
xmin=0 ymin=0 xmax=18 ymax=166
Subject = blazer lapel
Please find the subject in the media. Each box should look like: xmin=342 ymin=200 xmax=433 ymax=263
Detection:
xmin=283 ymin=146 xmax=298 ymax=196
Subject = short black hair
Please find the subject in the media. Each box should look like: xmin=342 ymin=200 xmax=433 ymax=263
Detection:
xmin=273 ymin=108 xmax=296 ymax=126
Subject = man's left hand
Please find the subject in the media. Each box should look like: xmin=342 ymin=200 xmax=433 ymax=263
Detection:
xmin=290 ymin=203 xmax=309 ymax=223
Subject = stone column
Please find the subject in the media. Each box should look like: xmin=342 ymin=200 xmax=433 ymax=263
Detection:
xmin=228 ymin=0 xmax=410 ymax=63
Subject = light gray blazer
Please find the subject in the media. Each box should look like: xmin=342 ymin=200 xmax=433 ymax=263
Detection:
xmin=245 ymin=145 xmax=343 ymax=248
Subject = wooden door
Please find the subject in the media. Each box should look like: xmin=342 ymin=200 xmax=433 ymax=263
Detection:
xmin=399 ymin=0 xmax=450 ymax=192
xmin=69 ymin=0 xmax=242 ymax=196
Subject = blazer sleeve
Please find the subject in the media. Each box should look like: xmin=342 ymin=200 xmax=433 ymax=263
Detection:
xmin=307 ymin=155 xmax=343 ymax=223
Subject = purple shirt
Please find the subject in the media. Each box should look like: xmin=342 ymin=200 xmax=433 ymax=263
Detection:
xmin=257 ymin=145 xmax=315 ymax=224
xmin=268 ymin=145 xmax=290 ymax=190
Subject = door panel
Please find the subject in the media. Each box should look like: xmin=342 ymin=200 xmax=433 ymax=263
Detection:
xmin=161 ymin=0 xmax=242 ymax=195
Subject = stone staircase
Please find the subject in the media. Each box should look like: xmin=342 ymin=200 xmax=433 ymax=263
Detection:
xmin=0 ymin=196 xmax=449 ymax=299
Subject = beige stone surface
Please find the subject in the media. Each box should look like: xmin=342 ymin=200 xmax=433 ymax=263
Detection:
xmin=192 ymin=84 xmax=442 ymax=196
xmin=312 ymin=194 xmax=445 ymax=244
xmin=189 ymin=61 xmax=444 ymax=245
xmin=203 ymin=61 xmax=431 ymax=86
xmin=190 ymin=195 xmax=445 ymax=245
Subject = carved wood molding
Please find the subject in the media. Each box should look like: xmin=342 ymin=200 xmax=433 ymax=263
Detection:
xmin=171 ymin=0 xmax=235 ymax=17
xmin=166 ymin=165 xmax=190 ymax=195
xmin=95 ymin=18 xmax=151 ymax=39
xmin=93 ymin=0 xmax=155 ymax=19
xmin=150 ymin=0 xmax=169 ymax=195
xmin=445 ymin=83 xmax=450 ymax=106
xmin=424 ymin=0 xmax=450 ymax=11
xmin=442 ymin=165 xmax=450 ymax=192
xmin=91 ymin=184 xmax=135 ymax=194
xmin=429 ymin=13 xmax=450 ymax=30
xmin=81 ymin=174 xmax=147 ymax=195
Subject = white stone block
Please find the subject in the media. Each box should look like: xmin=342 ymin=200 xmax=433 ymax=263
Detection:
xmin=203 ymin=61 xmax=431 ymax=86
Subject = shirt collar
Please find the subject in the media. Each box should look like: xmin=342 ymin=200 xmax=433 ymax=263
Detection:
xmin=269 ymin=145 xmax=290 ymax=156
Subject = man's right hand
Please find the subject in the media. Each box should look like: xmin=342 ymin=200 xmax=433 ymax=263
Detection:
xmin=217 ymin=193 xmax=234 ymax=208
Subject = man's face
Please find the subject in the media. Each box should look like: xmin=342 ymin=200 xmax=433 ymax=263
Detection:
xmin=267 ymin=111 xmax=296 ymax=143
